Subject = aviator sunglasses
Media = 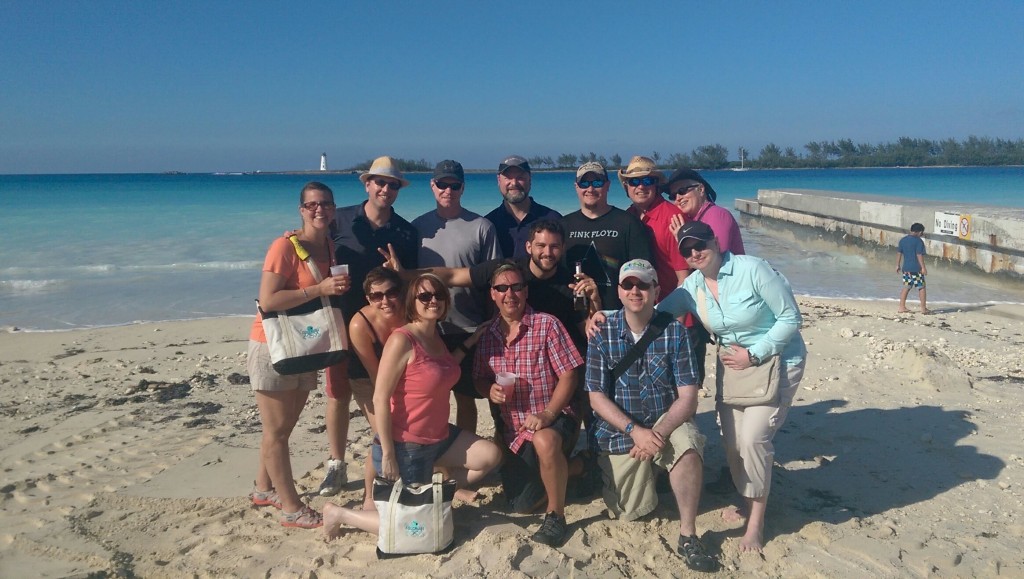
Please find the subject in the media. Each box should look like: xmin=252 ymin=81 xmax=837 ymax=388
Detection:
xmin=301 ymin=200 xmax=336 ymax=210
xmin=492 ymin=282 xmax=526 ymax=293
xmin=627 ymin=176 xmax=658 ymax=187
xmin=434 ymin=181 xmax=463 ymax=191
xmin=619 ymin=279 xmax=654 ymax=291
xmin=680 ymin=239 xmax=709 ymax=256
xmin=372 ymin=178 xmax=402 ymax=190
xmin=367 ymin=287 xmax=400 ymax=302
xmin=415 ymin=291 xmax=444 ymax=304
xmin=577 ymin=179 xmax=606 ymax=189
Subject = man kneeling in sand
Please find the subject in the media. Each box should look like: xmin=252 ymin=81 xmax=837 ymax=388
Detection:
xmin=474 ymin=263 xmax=584 ymax=547
xmin=585 ymin=260 xmax=718 ymax=572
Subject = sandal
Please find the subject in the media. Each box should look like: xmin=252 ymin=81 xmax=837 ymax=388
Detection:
xmin=678 ymin=534 xmax=719 ymax=572
xmin=280 ymin=505 xmax=323 ymax=529
xmin=249 ymin=486 xmax=282 ymax=509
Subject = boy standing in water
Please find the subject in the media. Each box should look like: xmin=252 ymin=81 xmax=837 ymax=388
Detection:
xmin=896 ymin=222 xmax=929 ymax=314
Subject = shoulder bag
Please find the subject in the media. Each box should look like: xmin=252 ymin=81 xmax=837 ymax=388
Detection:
xmin=258 ymin=234 xmax=349 ymax=375
xmin=695 ymin=285 xmax=780 ymax=407
xmin=374 ymin=473 xmax=456 ymax=558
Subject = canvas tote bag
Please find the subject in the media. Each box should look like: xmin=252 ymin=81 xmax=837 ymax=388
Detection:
xmin=374 ymin=473 xmax=456 ymax=557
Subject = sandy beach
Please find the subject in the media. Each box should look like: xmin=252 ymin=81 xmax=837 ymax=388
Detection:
xmin=2 ymin=298 xmax=1023 ymax=578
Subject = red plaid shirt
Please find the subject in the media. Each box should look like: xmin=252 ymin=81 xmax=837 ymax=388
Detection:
xmin=473 ymin=307 xmax=583 ymax=453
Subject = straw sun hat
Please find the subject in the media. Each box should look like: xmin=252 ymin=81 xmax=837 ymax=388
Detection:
xmin=359 ymin=156 xmax=410 ymax=188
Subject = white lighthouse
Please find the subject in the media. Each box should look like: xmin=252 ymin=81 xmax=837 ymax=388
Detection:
xmin=320 ymin=153 xmax=327 ymax=171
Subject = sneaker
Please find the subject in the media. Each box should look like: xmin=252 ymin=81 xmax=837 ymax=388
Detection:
xmin=318 ymin=459 xmax=346 ymax=497
xmin=677 ymin=534 xmax=719 ymax=572
xmin=532 ymin=512 xmax=568 ymax=547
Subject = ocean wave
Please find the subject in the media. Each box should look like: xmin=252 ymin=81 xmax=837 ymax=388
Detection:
xmin=1 ymin=261 xmax=261 ymax=276
xmin=0 ymin=279 xmax=65 ymax=293
xmin=792 ymin=293 xmax=1024 ymax=307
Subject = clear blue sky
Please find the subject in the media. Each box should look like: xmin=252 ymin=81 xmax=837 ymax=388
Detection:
xmin=2 ymin=1 xmax=1021 ymax=174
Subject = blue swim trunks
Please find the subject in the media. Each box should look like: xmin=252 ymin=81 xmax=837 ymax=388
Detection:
xmin=902 ymin=271 xmax=925 ymax=289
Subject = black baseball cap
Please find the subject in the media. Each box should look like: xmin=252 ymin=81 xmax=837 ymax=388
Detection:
xmin=498 ymin=155 xmax=531 ymax=175
xmin=433 ymin=160 xmax=464 ymax=183
xmin=676 ymin=221 xmax=716 ymax=249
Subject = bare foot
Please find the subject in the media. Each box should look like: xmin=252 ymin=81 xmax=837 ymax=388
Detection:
xmin=454 ymin=488 xmax=480 ymax=503
xmin=920 ymin=309 xmax=932 ymax=315
xmin=721 ymin=506 xmax=747 ymax=524
xmin=897 ymin=308 xmax=911 ymax=313
xmin=738 ymin=529 xmax=764 ymax=553
xmin=322 ymin=503 xmax=345 ymax=541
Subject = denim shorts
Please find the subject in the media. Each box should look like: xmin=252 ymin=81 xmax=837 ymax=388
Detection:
xmin=372 ymin=425 xmax=461 ymax=485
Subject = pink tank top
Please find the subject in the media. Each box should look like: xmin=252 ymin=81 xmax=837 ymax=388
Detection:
xmin=389 ymin=327 xmax=461 ymax=444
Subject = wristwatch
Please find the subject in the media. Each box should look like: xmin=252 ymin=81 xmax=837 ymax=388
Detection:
xmin=624 ymin=422 xmax=635 ymax=435
xmin=748 ymin=351 xmax=762 ymax=366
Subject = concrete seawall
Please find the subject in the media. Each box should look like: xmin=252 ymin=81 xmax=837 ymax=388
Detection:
xmin=736 ymin=189 xmax=1024 ymax=278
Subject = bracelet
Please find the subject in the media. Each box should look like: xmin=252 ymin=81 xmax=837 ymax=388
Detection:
xmin=301 ymin=288 xmax=309 ymax=299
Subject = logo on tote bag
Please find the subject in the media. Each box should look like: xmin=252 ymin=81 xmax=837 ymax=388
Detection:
xmin=301 ymin=326 xmax=321 ymax=340
xmin=405 ymin=520 xmax=425 ymax=537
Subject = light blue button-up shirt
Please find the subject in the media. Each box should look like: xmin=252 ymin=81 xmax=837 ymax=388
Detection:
xmin=657 ymin=253 xmax=806 ymax=365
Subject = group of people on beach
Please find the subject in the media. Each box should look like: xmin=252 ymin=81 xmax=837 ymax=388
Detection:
xmin=246 ymin=153 xmax=810 ymax=571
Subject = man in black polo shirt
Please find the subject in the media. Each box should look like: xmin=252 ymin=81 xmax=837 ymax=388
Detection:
xmin=318 ymin=155 xmax=419 ymax=497
xmin=484 ymin=155 xmax=561 ymax=259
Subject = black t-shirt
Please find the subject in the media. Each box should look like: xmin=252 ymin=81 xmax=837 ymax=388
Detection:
xmin=469 ymin=256 xmax=587 ymax=353
xmin=562 ymin=207 xmax=653 ymax=310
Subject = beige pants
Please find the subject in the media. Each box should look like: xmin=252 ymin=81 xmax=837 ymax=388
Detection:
xmin=717 ymin=361 xmax=805 ymax=499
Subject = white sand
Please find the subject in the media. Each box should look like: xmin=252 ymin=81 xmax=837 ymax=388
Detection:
xmin=1 ymin=299 xmax=1022 ymax=577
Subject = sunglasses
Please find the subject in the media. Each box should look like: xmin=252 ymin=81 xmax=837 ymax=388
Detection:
xmin=434 ymin=181 xmax=463 ymax=191
xmin=372 ymin=178 xmax=402 ymax=190
xmin=627 ymin=176 xmax=658 ymax=187
xmin=491 ymin=282 xmax=526 ymax=293
xmin=669 ymin=184 xmax=700 ymax=199
xmin=619 ymin=280 xmax=654 ymax=291
xmin=680 ymin=239 xmax=709 ymax=256
xmin=301 ymin=200 xmax=336 ymax=211
xmin=367 ymin=288 xmax=400 ymax=302
xmin=577 ymin=179 xmax=605 ymax=189
xmin=415 ymin=291 xmax=444 ymax=304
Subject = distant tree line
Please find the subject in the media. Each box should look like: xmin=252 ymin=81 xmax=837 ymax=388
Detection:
xmin=344 ymin=136 xmax=1023 ymax=172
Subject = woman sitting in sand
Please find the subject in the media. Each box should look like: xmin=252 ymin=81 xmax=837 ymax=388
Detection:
xmin=247 ymin=182 xmax=351 ymax=529
xmin=345 ymin=266 xmax=406 ymax=509
xmin=661 ymin=221 xmax=806 ymax=553
xmin=323 ymin=273 xmax=501 ymax=538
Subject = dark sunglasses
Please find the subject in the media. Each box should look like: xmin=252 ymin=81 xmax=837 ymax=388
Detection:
xmin=627 ymin=176 xmax=658 ymax=187
xmin=367 ymin=288 xmax=400 ymax=302
xmin=680 ymin=239 xmax=709 ymax=256
xmin=669 ymin=183 xmax=700 ymax=199
xmin=434 ymin=181 xmax=463 ymax=191
xmin=372 ymin=178 xmax=402 ymax=190
xmin=577 ymin=179 xmax=605 ymax=189
xmin=301 ymin=200 xmax=336 ymax=210
xmin=619 ymin=280 xmax=654 ymax=291
xmin=415 ymin=291 xmax=443 ymax=304
xmin=491 ymin=282 xmax=526 ymax=293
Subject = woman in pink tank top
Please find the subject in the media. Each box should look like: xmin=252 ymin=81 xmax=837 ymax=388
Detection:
xmin=322 ymin=273 xmax=502 ymax=539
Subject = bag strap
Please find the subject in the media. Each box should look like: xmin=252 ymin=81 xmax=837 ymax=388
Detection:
xmin=432 ymin=472 xmax=444 ymax=551
xmin=609 ymin=310 xmax=674 ymax=383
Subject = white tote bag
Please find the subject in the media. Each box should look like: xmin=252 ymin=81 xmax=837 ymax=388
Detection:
xmin=374 ymin=473 xmax=455 ymax=557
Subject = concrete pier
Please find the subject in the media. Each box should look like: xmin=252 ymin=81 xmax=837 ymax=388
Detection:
xmin=736 ymin=189 xmax=1024 ymax=278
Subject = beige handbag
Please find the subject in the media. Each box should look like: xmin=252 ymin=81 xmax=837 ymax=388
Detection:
xmin=695 ymin=285 xmax=781 ymax=407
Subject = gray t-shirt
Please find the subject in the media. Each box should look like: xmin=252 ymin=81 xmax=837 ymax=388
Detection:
xmin=413 ymin=208 xmax=502 ymax=333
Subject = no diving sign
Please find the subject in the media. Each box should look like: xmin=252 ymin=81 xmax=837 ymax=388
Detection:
xmin=934 ymin=211 xmax=971 ymax=240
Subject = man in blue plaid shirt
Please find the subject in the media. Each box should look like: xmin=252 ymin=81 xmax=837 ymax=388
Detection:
xmin=585 ymin=259 xmax=718 ymax=572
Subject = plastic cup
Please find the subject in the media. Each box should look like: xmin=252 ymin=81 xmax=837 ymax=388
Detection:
xmin=495 ymin=372 xmax=517 ymax=397
xmin=330 ymin=264 xmax=349 ymax=276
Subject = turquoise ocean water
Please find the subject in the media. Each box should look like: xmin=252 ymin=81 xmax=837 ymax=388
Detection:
xmin=1 ymin=167 xmax=1023 ymax=330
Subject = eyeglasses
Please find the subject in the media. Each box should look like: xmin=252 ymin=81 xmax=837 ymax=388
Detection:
xmin=301 ymin=200 xmax=336 ymax=211
xmin=669 ymin=184 xmax=700 ymax=199
xmin=619 ymin=280 xmax=654 ymax=291
xmin=680 ymin=240 xmax=709 ymax=256
xmin=372 ymin=178 xmax=402 ymax=190
xmin=577 ymin=179 xmax=605 ymax=189
xmin=491 ymin=282 xmax=526 ymax=293
xmin=627 ymin=176 xmax=658 ymax=187
xmin=434 ymin=181 xmax=463 ymax=191
xmin=415 ymin=291 xmax=443 ymax=304
xmin=367 ymin=288 xmax=400 ymax=302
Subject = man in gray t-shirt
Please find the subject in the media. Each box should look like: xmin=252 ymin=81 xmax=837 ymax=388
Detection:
xmin=413 ymin=160 xmax=502 ymax=432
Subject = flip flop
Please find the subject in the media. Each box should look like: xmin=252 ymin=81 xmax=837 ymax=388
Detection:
xmin=281 ymin=505 xmax=323 ymax=529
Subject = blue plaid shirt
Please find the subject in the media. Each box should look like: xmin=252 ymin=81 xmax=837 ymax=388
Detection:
xmin=584 ymin=310 xmax=698 ymax=454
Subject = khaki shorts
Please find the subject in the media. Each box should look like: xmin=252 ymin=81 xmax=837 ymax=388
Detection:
xmin=598 ymin=419 xmax=706 ymax=522
xmin=247 ymin=340 xmax=318 ymax=392
xmin=349 ymin=377 xmax=374 ymax=409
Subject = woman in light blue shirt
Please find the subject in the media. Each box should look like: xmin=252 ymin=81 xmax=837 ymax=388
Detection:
xmin=658 ymin=221 xmax=806 ymax=554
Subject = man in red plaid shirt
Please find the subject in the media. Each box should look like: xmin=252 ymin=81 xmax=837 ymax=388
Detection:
xmin=474 ymin=262 xmax=583 ymax=547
